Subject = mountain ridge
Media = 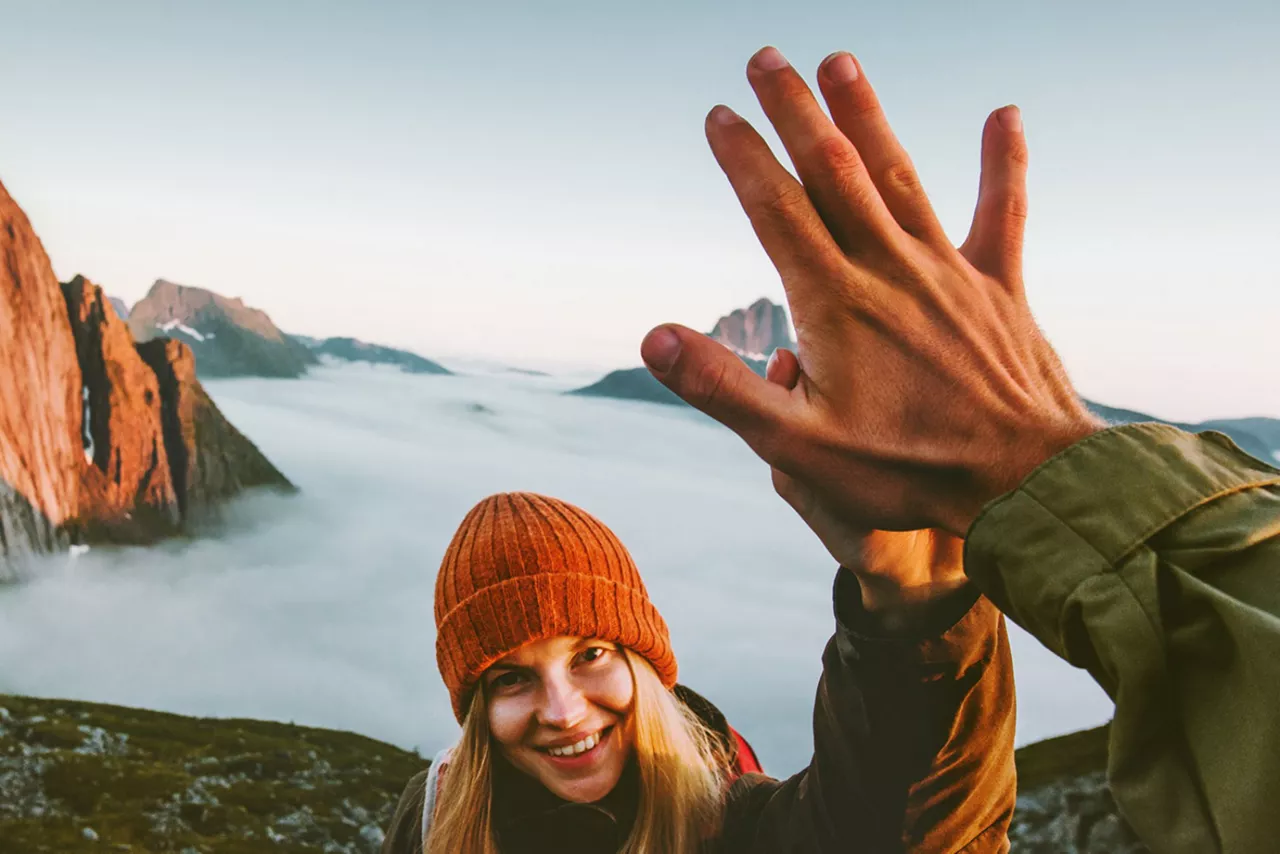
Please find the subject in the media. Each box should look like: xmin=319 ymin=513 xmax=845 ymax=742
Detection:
xmin=294 ymin=335 xmax=452 ymax=375
xmin=128 ymin=280 xmax=317 ymax=379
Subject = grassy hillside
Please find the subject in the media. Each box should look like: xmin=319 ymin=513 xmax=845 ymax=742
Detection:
xmin=0 ymin=691 xmax=1113 ymax=852
xmin=0 ymin=694 xmax=426 ymax=853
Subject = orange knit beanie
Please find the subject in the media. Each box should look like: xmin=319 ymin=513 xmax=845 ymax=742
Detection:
xmin=435 ymin=492 xmax=678 ymax=722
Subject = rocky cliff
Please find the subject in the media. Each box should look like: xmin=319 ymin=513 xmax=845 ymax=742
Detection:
xmin=136 ymin=339 xmax=293 ymax=523
xmin=61 ymin=276 xmax=181 ymax=543
xmin=707 ymin=297 xmax=794 ymax=358
xmin=0 ymin=179 xmax=291 ymax=576
xmin=0 ymin=182 xmax=84 ymax=560
xmin=129 ymin=279 xmax=317 ymax=379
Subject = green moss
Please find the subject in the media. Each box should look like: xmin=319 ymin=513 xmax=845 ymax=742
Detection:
xmin=44 ymin=757 xmax=189 ymax=815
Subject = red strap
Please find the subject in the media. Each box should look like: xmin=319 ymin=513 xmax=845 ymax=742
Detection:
xmin=729 ymin=726 xmax=764 ymax=776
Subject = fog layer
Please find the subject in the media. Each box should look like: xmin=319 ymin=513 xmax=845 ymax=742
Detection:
xmin=0 ymin=365 xmax=1113 ymax=775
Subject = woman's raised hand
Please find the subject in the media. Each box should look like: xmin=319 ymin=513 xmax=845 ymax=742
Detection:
xmin=766 ymin=347 xmax=968 ymax=619
xmin=643 ymin=47 xmax=1102 ymax=536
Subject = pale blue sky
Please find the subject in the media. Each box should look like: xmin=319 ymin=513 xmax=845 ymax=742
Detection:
xmin=2 ymin=0 xmax=1277 ymax=419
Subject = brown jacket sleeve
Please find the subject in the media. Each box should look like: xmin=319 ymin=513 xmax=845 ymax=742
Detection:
xmin=718 ymin=569 xmax=1016 ymax=853
xmin=382 ymin=768 xmax=429 ymax=854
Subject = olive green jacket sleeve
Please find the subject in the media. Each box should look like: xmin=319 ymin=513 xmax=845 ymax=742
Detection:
xmin=965 ymin=422 xmax=1280 ymax=854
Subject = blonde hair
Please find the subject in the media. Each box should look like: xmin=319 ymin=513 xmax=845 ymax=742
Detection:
xmin=425 ymin=648 xmax=727 ymax=854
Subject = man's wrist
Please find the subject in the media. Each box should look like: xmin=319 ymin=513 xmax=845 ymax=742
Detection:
xmin=942 ymin=413 xmax=1108 ymax=535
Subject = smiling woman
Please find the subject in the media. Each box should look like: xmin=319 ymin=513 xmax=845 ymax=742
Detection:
xmin=413 ymin=493 xmax=734 ymax=854
xmin=381 ymin=488 xmax=1019 ymax=854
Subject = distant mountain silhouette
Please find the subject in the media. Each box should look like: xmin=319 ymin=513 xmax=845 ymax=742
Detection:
xmin=570 ymin=360 xmax=1277 ymax=463
xmin=295 ymin=335 xmax=452 ymax=375
xmin=570 ymin=359 xmax=768 ymax=404
xmin=129 ymin=279 xmax=317 ymax=379
xmin=1200 ymin=417 xmax=1280 ymax=453
xmin=1086 ymin=403 xmax=1275 ymax=460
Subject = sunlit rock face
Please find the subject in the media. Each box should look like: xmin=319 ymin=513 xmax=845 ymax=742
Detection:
xmin=0 ymin=178 xmax=86 ymax=558
xmin=0 ymin=178 xmax=291 ymax=574
xmin=63 ymin=275 xmax=181 ymax=541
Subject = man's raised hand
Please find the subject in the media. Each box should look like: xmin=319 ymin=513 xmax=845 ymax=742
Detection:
xmin=642 ymin=47 xmax=1102 ymax=535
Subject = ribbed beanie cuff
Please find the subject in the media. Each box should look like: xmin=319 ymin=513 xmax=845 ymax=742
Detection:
xmin=437 ymin=572 xmax=676 ymax=720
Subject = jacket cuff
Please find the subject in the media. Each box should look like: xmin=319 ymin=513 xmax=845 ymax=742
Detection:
xmin=963 ymin=422 xmax=1280 ymax=659
xmin=835 ymin=569 xmax=1001 ymax=673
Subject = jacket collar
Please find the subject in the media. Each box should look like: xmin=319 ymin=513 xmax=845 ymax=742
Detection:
xmin=491 ymin=753 xmax=641 ymax=853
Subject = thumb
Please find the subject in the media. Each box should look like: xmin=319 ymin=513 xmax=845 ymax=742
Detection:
xmin=642 ymin=324 xmax=794 ymax=458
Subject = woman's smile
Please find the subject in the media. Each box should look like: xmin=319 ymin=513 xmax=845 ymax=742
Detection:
xmin=537 ymin=724 xmax=610 ymax=758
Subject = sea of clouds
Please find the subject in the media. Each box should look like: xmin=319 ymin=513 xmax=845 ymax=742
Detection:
xmin=0 ymin=363 xmax=1113 ymax=776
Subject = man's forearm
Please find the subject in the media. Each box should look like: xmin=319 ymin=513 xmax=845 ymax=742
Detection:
xmin=965 ymin=423 xmax=1280 ymax=854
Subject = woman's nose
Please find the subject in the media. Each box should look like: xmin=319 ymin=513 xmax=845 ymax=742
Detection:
xmin=537 ymin=674 xmax=589 ymax=729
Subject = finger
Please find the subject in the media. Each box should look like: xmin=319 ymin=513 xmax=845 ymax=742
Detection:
xmin=705 ymin=105 xmax=849 ymax=330
xmin=817 ymin=52 xmax=946 ymax=243
xmin=959 ymin=106 xmax=1029 ymax=285
xmin=642 ymin=324 xmax=796 ymax=461
xmin=765 ymin=347 xmax=801 ymax=389
xmin=745 ymin=46 xmax=901 ymax=251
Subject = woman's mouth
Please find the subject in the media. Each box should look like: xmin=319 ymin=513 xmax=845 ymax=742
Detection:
xmin=537 ymin=726 xmax=613 ymax=763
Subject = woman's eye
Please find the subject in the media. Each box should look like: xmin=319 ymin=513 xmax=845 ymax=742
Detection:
xmin=489 ymin=671 xmax=524 ymax=691
xmin=580 ymin=647 xmax=609 ymax=664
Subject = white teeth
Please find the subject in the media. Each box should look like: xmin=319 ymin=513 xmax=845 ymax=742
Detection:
xmin=547 ymin=730 xmax=601 ymax=757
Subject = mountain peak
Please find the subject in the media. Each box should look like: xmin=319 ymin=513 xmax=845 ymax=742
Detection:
xmin=128 ymin=280 xmax=316 ymax=378
xmin=707 ymin=297 xmax=795 ymax=358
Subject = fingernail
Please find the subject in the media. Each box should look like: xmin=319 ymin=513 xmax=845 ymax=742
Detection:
xmin=823 ymin=52 xmax=858 ymax=84
xmin=708 ymin=104 xmax=741 ymax=125
xmin=752 ymin=46 xmax=790 ymax=71
xmin=765 ymin=349 xmax=780 ymax=379
xmin=997 ymin=105 xmax=1022 ymax=132
xmin=641 ymin=327 xmax=682 ymax=373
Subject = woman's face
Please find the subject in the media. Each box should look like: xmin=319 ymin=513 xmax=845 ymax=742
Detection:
xmin=483 ymin=636 xmax=634 ymax=803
